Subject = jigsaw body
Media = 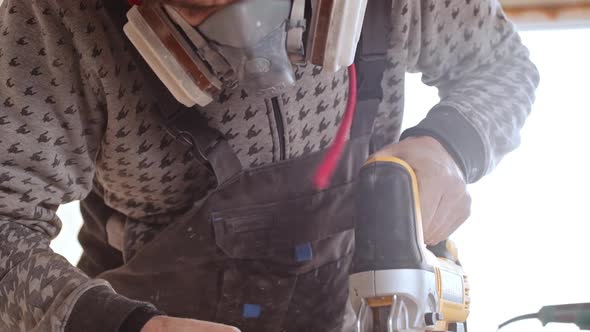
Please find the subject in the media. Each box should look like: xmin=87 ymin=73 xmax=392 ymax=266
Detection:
xmin=350 ymin=157 xmax=470 ymax=332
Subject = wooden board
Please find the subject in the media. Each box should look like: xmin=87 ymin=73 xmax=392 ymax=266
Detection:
xmin=501 ymin=1 xmax=590 ymax=23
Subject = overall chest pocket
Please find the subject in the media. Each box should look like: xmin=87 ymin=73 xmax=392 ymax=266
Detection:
xmin=211 ymin=181 xmax=356 ymax=274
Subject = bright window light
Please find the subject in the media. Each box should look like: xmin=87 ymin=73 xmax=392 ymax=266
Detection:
xmin=404 ymin=28 xmax=590 ymax=331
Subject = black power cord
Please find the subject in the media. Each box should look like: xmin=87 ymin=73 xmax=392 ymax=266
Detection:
xmin=497 ymin=313 xmax=538 ymax=330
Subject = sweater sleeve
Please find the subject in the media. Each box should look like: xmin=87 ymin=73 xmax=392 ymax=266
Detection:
xmin=0 ymin=1 xmax=153 ymax=331
xmin=399 ymin=0 xmax=540 ymax=182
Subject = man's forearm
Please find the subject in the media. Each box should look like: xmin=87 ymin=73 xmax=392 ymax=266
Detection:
xmin=0 ymin=221 xmax=96 ymax=331
xmin=404 ymin=0 xmax=540 ymax=180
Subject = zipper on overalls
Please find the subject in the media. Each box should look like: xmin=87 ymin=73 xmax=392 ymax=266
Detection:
xmin=271 ymin=96 xmax=286 ymax=161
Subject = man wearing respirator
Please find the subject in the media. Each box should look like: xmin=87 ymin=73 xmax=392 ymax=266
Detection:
xmin=0 ymin=0 xmax=538 ymax=331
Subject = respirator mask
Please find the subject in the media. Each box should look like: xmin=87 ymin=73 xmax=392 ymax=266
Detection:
xmin=124 ymin=0 xmax=369 ymax=107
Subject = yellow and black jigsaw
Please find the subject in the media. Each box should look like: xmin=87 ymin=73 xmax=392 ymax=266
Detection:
xmin=350 ymin=157 xmax=470 ymax=332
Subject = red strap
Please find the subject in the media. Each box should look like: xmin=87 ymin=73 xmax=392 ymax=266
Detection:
xmin=128 ymin=0 xmax=143 ymax=6
xmin=313 ymin=64 xmax=358 ymax=190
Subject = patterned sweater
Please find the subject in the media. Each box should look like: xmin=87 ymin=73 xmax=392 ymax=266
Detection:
xmin=0 ymin=0 xmax=539 ymax=331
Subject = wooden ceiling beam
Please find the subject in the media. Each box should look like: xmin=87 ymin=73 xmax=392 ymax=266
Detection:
xmin=503 ymin=3 xmax=590 ymax=20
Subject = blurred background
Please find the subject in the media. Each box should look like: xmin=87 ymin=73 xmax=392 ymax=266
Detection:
xmin=45 ymin=1 xmax=590 ymax=331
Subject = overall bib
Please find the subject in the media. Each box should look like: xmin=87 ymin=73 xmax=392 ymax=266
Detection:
xmin=99 ymin=110 xmax=373 ymax=331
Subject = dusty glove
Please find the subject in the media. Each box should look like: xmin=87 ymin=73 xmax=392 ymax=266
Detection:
xmin=372 ymin=136 xmax=471 ymax=245
xmin=141 ymin=316 xmax=240 ymax=332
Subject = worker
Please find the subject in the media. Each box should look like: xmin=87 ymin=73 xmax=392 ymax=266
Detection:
xmin=0 ymin=0 xmax=539 ymax=331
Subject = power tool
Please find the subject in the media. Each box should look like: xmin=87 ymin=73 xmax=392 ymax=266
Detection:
xmin=498 ymin=303 xmax=590 ymax=330
xmin=350 ymin=157 xmax=470 ymax=332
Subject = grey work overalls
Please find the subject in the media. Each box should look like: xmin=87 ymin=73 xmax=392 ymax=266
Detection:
xmin=98 ymin=109 xmax=373 ymax=331
xmin=78 ymin=1 xmax=391 ymax=330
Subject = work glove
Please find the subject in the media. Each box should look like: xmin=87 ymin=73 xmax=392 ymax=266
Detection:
xmin=141 ymin=316 xmax=240 ymax=332
xmin=372 ymin=136 xmax=471 ymax=245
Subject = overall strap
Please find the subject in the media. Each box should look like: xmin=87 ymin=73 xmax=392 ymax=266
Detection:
xmin=161 ymin=108 xmax=243 ymax=185
xmin=351 ymin=0 xmax=392 ymax=141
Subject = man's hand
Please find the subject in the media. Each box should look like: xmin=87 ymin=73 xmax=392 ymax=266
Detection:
xmin=372 ymin=136 xmax=471 ymax=245
xmin=141 ymin=316 xmax=240 ymax=332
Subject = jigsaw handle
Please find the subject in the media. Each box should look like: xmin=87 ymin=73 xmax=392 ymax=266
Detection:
xmin=427 ymin=240 xmax=461 ymax=264
xmin=351 ymin=157 xmax=431 ymax=274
